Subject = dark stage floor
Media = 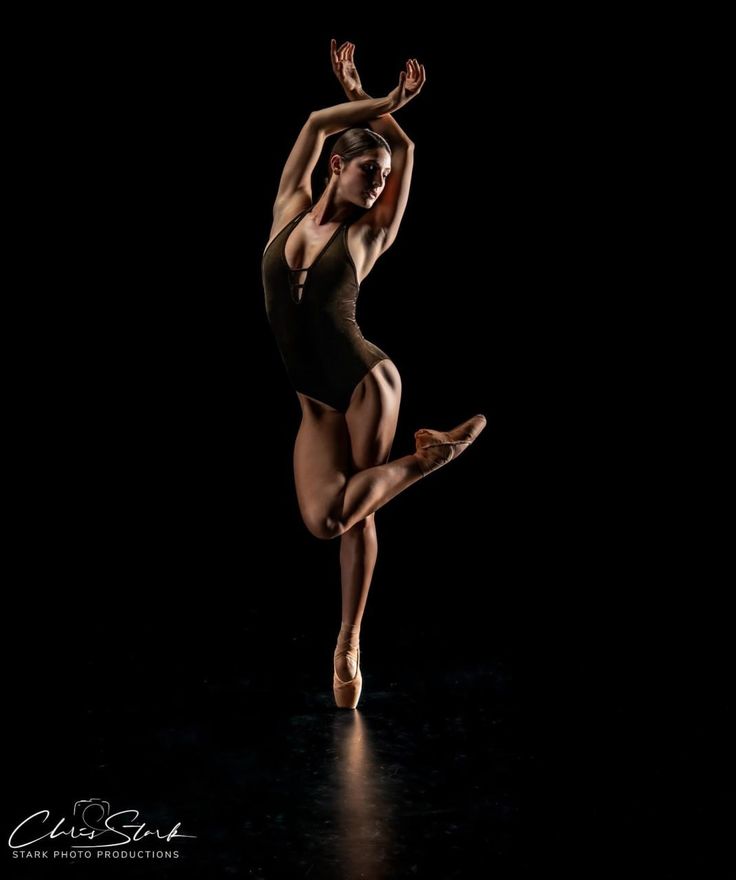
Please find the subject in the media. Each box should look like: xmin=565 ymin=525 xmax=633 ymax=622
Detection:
xmin=9 ymin=604 xmax=732 ymax=879
xmin=9 ymin=616 xmax=520 ymax=878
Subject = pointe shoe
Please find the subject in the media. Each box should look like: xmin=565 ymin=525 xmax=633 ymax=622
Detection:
xmin=415 ymin=414 xmax=487 ymax=475
xmin=333 ymin=642 xmax=362 ymax=710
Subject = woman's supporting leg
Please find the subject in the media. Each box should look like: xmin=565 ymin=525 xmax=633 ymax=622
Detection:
xmin=340 ymin=357 xmax=399 ymax=615
xmin=334 ymin=360 xmax=401 ymax=679
xmin=339 ymin=515 xmax=378 ymax=626
xmin=335 ymin=514 xmax=377 ymax=681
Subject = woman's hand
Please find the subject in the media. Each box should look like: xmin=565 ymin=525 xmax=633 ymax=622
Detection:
xmin=331 ymin=39 xmax=364 ymax=98
xmin=385 ymin=59 xmax=426 ymax=112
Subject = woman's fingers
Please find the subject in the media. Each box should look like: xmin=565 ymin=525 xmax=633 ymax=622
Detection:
xmin=401 ymin=58 xmax=426 ymax=95
xmin=332 ymin=40 xmax=350 ymax=64
xmin=331 ymin=38 xmax=345 ymax=73
xmin=334 ymin=42 xmax=424 ymax=99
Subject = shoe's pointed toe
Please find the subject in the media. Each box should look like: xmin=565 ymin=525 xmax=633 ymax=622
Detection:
xmin=333 ymin=646 xmax=362 ymax=709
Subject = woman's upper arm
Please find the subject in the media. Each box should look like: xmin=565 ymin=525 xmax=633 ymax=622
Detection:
xmin=272 ymin=114 xmax=326 ymax=217
xmin=363 ymin=141 xmax=415 ymax=252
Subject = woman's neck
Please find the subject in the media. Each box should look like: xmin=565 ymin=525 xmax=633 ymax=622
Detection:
xmin=311 ymin=187 xmax=358 ymax=226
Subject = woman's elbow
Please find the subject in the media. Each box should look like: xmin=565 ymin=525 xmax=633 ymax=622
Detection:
xmin=307 ymin=110 xmax=328 ymax=132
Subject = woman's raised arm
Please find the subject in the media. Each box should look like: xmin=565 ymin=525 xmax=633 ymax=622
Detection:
xmin=330 ymin=40 xmax=426 ymax=252
xmin=330 ymin=40 xmax=418 ymax=149
xmin=271 ymin=69 xmax=422 ymax=221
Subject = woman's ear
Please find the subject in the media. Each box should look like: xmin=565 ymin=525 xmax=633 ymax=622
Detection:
xmin=330 ymin=155 xmax=343 ymax=176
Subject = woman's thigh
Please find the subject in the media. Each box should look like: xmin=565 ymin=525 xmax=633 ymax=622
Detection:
xmin=293 ymin=400 xmax=351 ymax=537
xmin=345 ymin=359 xmax=402 ymax=470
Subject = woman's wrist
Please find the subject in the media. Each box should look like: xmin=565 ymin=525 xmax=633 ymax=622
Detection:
xmin=345 ymin=87 xmax=368 ymax=102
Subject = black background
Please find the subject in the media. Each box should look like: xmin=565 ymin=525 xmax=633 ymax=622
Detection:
xmin=4 ymin=13 xmax=731 ymax=878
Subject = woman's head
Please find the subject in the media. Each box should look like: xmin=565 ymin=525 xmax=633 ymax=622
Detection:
xmin=327 ymin=128 xmax=392 ymax=209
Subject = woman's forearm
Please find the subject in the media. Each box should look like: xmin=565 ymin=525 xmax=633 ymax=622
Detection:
xmin=310 ymin=96 xmax=394 ymax=136
xmin=344 ymin=87 xmax=414 ymax=147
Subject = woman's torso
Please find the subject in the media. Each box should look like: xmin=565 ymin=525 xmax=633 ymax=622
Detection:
xmin=263 ymin=206 xmax=379 ymax=288
xmin=261 ymin=206 xmax=389 ymax=411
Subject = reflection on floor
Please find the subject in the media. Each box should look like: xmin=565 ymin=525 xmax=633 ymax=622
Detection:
xmin=220 ymin=664 xmax=517 ymax=878
xmin=332 ymin=711 xmax=394 ymax=878
xmin=22 ymin=658 xmax=518 ymax=878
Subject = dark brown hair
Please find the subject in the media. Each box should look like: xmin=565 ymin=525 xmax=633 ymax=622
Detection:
xmin=325 ymin=128 xmax=391 ymax=185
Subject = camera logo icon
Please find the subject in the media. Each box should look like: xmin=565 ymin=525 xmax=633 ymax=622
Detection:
xmin=73 ymin=799 xmax=110 ymax=830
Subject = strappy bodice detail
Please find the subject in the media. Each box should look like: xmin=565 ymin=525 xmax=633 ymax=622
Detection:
xmin=280 ymin=209 xmax=345 ymax=305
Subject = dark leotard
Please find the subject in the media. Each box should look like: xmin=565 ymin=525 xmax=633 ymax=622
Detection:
xmin=262 ymin=208 xmax=389 ymax=412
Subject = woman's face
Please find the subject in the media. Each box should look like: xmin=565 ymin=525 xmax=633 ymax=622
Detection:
xmin=336 ymin=148 xmax=391 ymax=209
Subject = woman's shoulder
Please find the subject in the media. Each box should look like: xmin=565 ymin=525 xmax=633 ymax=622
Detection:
xmin=268 ymin=192 xmax=312 ymax=240
xmin=262 ymin=193 xmax=312 ymax=258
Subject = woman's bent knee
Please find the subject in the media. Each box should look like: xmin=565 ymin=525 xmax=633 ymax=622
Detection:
xmin=303 ymin=511 xmax=345 ymax=541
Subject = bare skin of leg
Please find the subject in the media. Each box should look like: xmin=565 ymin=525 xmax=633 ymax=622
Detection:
xmin=293 ymin=360 xmax=486 ymax=682
xmin=293 ymin=362 xmax=486 ymax=542
xmin=335 ymin=360 xmax=401 ymax=679
xmin=336 ymin=518 xmax=377 ymax=680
